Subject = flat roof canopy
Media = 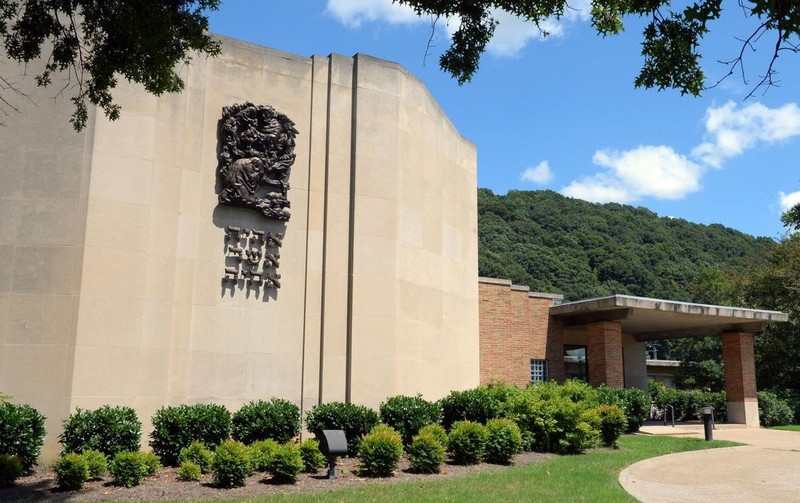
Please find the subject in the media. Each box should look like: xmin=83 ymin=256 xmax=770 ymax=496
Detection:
xmin=550 ymin=295 xmax=789 ymax=342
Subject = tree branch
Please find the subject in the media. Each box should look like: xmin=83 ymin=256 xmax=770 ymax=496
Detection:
xmin=423 ymin=14 xmax=439 ymax=67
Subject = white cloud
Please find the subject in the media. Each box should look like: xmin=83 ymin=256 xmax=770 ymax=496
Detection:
xmin=779 ymin=190 xmax=800 ymax=212
xmin=562 ymin=145 xmax=703 ymax=203
xmin=692 ymin=101 xmax=800 ymax=168
xmin=561 ymin=173 xmax=633 ymax=203
xmin=562 ymin=101 xmax=800 ymax=205
xmin=520 ymin=161 xmax=554 ymax=184
xmin=325 ymin=0 xmax=421 ymax=28
xmin=484 ymin=10 xmax=546 ymax=57
xmin=325 ymin=0 xmax=591 ymax=57
xmin=485 ymin=0 xmax=592 ymax=56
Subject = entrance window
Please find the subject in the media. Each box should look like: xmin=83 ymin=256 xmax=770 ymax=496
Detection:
xmin=564 ymin=345 xmax=588 ymax=382
xmin=530 ymin=359 xmax=548 ymax=383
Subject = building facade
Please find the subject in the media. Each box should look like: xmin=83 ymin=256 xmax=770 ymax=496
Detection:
xmin=478 ymin=277 xmax=788 ymax=427
xmin=1 ymin=35 xmax=788 ymax=460
xmin=0 ymin=37 xmax=479 ymax=457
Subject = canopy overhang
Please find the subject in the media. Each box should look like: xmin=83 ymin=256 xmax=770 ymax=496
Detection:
xmin=550 ymin=295 xmax=789 ymax=342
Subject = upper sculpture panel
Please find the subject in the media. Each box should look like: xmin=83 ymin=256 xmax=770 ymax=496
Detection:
xmin=217 ymin=102 xmax=299 ymax=221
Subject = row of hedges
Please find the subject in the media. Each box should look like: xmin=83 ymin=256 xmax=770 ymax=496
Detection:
xmin=649 ymin=380 xmax=800 ymax=428
xmin=51 ymin=437 xmax=327 ymax=491
xmin=649 ymin=381 xmax=728 ymax=423
xmin=0 ymin=380 xmax=643 ymax=486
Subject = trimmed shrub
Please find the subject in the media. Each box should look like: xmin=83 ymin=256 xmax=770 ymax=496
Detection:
xmin=0 ymin=402 xmax=46 ymax=472
xmin=379 ymin=395 xmax=442 ymax=446
xmin=150 ymin=404 xmax=231 ymax=466
xmin=595 ymin=404 xmax=627 ymax=448
xmin=140 ymin=451 xmax=161 ymax=476
xmin=248 ymin=439 xmax=280 ymax=473
xmin=267 ymin=443 xmax=304 ymax=484
xmin=483 ymin=382 xmax=524 ymax=405
xmin=772 ymin=389 xmax=800 ymax=424
xmin=109 ymin=451 xmax=148 ymax=488
xmin=650 ymin=383 xmax=705 ymax=421
xmin=305 ymin=402 xmax=380 ymax=456
xmin=447 ymin=421 xmax=487 ymax=465
xmin=357 ymin=424 xmax=403 ymax=477
xmin=502 ymin=386 xmax=598 ymax=454
xmin=54 ymin=453 xmax=89 ymax=490
xmin=418 ymin=424 xmax=448 ymax=449
xmin=595 ymin=385 xmax=649 ymax=433
xmin=649 ymin=381 xmax=729 ymax=424
xmin=232 ymin=398 xmax=301 ymax=445
xmin=177 ymin=461 xmax=202 ymax=481
xmin=59 ymin=405 xmax=141 ymax=457
xmin=520 ymin=430 xmax=535 ymax=452
xmin=212 ymin=440 xmax=250 ymax=488
xmin=298 ymin=439 xmax=326 ymax=473
xmin=758 ymin=391 xmax=794 ymax=427
xmin=179 ymin=440 xmax=214 ymax=474
xmin=553 ymin=379 xmax=598 ymax=404
xmin=0 ymin=454 xmax=23 ymax=488
xmin=702 ymin=391 xmax=727 ymax=423
xmin=81 ymin=449 xmax=108 ymax=480
xmin=439 ymin=388 xmax=501 ymax=430
xmin=407 ymin=432 xmax=445 ymax=474
xmin=484 ymin=418 xmax=523 ymax=465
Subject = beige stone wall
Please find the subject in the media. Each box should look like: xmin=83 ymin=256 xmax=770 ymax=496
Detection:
xmin=1 ymin=36 xmax=478 ymax=458
xmin=0 ymin=55 xmax=94 ymax=457
xmin=349 ymin=55 xmax=479 ymax=408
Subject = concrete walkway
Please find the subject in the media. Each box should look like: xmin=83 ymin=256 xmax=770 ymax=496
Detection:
xmin=620 ymin=426 xmax=800 ymax=502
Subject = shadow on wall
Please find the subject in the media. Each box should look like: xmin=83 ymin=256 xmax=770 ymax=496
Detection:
xmin=212 ymin=200 xmax=287 ymax=303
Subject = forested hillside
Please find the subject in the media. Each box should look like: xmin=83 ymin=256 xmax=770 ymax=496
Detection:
xmin=478 ymin=189 xmax=775 ymax=301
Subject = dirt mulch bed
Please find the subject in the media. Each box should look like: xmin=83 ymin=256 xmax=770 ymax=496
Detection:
xmin=3 ymin=452 xmax=555 ymax=502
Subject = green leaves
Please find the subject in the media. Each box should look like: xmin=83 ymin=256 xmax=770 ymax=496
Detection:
xmin=636 ymin=14 xmax=706 ymax=96
xmin=304 ymin=402 xmax=381 ymax=456
xmin=231 ymin=398 xmax=301 ymax=445
xmin=477 ymin=189 xmax=770 ymax=302
xmin=1 ymin=0 xmax=220 ymax=130
xmin=150 ymin=403 xmax=231 ymax=466
xmin=379 ymin=394 xmax=443 ymax=446
xmin=59 ymin=405 xmax=142 ymax=458
xmin=780 ymin=203 xmax=800 ymax=232
xmin=439 ymin=7 xmax=497 ymax=85
xmin=397 ymin=0 xmax=796 ymax=95
xmin=0 ymin=402 xmax=46 ymax=473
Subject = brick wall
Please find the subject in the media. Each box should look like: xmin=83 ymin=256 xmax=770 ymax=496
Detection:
xmin=722 ymin=332 xmax=758 ymax=402
xmin=545 ymin=317 xmax=565 ymax=383
xmin=478 ymin=278 xmax=560 ymax=387
xmin=587 ymin=321 xmax=624 ymax=388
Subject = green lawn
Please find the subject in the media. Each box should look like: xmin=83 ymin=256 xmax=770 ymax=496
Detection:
xmin=772 ymin=425 xmax=800 ymax=431
xmin=212 ymin=435 xmax=738 ymax=503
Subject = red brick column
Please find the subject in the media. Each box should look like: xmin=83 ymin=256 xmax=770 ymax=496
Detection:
xmin=546 ymin=317 xmax=565 ymax=383
xmin=722 ymin=332 xmax=760 ymax=426
xmin=587 ymin=321 xmax=624 ymax=388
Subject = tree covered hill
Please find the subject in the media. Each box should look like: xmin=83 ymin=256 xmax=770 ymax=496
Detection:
xmin=478 ymin=189 xmax=775 ymax=301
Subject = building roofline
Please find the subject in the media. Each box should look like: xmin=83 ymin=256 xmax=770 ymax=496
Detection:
xmin=550 ymin=294 xmax=788 ymax=322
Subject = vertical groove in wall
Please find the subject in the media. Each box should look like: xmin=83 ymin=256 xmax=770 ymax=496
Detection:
xmin=317 ymin=56 xmax=334 ymax=405
xmin=64 ymin=102 xmax=100 ymax=410
xmin=345 ymin=55 xmax=359 ymax=403
xmin=299 ymin=56 xmax=318 ymax=421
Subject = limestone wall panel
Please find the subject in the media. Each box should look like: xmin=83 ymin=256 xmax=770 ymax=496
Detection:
xmin=2 ymin=38 xmax=479 ymax=458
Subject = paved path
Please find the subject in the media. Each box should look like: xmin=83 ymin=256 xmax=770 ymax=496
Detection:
xmin=620 ymin=426 xmax=800 ymax=502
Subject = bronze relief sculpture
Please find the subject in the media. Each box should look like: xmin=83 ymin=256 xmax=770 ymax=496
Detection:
xmin=218 ymin=102 xmax=298 ymax=221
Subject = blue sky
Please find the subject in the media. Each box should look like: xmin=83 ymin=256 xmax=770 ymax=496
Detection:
xmin=208 ymin=1 xmax=800 ymax=239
